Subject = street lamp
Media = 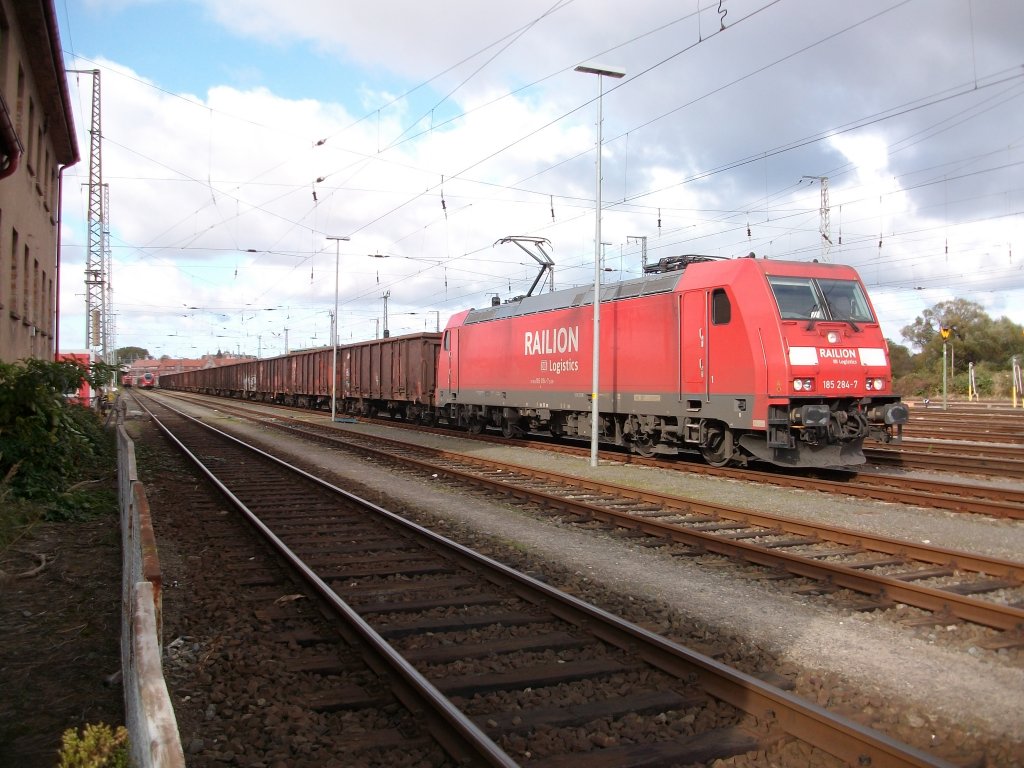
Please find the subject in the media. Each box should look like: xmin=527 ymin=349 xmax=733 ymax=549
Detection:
xmin=327 ymin=235 xmax=350 ymax=422
xmin=575 ymin=62 xmax=625 ymax=468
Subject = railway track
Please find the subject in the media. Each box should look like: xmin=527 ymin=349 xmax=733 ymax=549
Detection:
xmin=866 ymin=440 xmax=1024 ymax=476
xmin=161 ymin=390 xmax=1024 ymax=520
xmin=134 ymin=394 xmax=961 ymax=767
xmin=160 ymin=387 xmax=1024 ymax=480
xmin=151 ymin=391 xmax=1024 ymax=644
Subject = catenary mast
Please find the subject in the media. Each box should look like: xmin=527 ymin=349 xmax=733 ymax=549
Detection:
xmin=70 ymin=69 xmax=107 ymax=362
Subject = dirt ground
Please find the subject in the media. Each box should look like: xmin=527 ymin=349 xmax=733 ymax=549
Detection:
xmin=0 ymin=511 xmax=124 ymax=767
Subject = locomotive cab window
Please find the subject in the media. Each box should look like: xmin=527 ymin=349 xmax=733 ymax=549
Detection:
xmin=767 ymin=276 xmax=875 ymax=324
xmin=711 ymin=288 xmax=730 ymax=325
xmin=817 ymin=278 xmax=873 ymax=322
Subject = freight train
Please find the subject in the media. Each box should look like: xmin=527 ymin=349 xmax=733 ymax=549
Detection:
xmin=160 ymin=254 xmax=908 ymax=468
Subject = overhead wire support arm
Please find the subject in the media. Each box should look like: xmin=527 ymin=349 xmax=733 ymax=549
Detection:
xmin=802 ymin=175 xmax=830 ymax=262
xmin=495 ymin=236 xmax=554 ymax=296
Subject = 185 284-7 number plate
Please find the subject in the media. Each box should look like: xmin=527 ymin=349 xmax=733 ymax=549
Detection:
xmin=822 ymin=379 xmax=859 ymax=391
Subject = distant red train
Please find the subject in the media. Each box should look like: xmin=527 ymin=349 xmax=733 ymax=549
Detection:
xmin=160 ymin=255 xmax=907 ymax=468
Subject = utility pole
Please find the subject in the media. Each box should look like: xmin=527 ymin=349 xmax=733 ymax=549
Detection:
xmin=802 ymin=176 xmax=831 ymax=262
xmin=382 ymin=291 xmax=391 ymax=338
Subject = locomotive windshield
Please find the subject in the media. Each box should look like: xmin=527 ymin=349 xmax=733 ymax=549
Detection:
xmin=768 ymin=276 xmax=875 ymax=323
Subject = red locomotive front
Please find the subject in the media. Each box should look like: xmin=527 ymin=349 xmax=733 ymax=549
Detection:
xmin=438 ymin=254 xmax=907 ymax=468
xmin=744 ymin=259 xmax=907 ymax=465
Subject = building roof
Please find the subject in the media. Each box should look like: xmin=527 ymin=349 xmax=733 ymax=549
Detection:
xmin=17 ymin=0 xmax=79 ymax=165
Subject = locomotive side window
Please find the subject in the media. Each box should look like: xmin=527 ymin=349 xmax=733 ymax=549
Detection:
xmin=443 ymin=330 xmax=450 ymax=351
xmin=711 ymin=288 xmax=730 ymax=325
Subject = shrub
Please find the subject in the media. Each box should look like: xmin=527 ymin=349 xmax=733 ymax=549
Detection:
xmin=58 ymin=723 xmax=129 ymax=768
xmin=0 ymin=360 xmax=116 ymax=546
xmin=0 ymin=360 xmax=113 ymax=502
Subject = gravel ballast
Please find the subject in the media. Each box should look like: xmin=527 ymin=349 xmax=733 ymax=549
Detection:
xmin=154 ymin=397 xmax=1024 ymax=763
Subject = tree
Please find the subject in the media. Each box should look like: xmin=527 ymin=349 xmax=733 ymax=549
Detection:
xmin=900 ymin=298 xmax=1024 ymax=370
xmin=896 ymin=299 xmax=1024 ymax=398
xmin=886 ymin=339 xmax=915 ymax=378
xmin=116 ymin=346 xmax=150 ymax=364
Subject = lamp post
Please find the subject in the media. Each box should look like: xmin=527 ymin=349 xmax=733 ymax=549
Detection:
xmin=327 ymin=235 xmax=350 ymax=422
xmin=575 ymin=62 xmax=625 ymax=468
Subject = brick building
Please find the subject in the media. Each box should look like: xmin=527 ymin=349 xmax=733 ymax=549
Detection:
xmin=0 ymin=0 xmax=78 ymax=362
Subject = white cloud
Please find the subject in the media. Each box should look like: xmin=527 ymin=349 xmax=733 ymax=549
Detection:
xmin=58 ymin=1 xmax=1024 ymax=358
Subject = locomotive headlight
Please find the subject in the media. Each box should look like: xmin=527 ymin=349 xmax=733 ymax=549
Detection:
xmin=793 ymin=378 xmax=814 ymax=392
xmin=826 ymin=331 xmax=840 ymax=344
xmin=866 ymin=377 xmax=884 ymax=391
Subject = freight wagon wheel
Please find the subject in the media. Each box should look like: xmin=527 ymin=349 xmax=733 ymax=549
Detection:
xmin=501 ymin=418 xmax=523 ymax=439
xmin=700 ymin=424 xmax=734 ymax=467
xmin=467 ymin=418 xmax=484 ymax=435
xmin=633 ymin=436 xmax=657 ymax=458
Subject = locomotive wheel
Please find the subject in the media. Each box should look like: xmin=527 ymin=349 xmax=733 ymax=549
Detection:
xmin=700 ymin=425 xmax=734 ymax=467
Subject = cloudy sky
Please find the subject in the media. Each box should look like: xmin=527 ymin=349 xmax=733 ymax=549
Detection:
xmin=56 ymin=0 xmax=1023 ymax=360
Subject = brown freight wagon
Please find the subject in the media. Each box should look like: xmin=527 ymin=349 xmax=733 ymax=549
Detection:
xmin=340 ymin=332 xmax=442 ymax=421
xmin=258 ymin=349 xmax=333 ymax=409
xmin=159 ymin=332 xmax=443 ymax=420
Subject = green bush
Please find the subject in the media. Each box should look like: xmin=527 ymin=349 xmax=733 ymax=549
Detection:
xmin=0 ymin=360 xmax=116 ymax=545
xmin=58 ymin=723 xmax=129 ymax=768
xmin=0 ymin=360 xmax=112 ymax=498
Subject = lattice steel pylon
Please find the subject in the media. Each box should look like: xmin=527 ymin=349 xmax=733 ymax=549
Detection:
xmin=803 ymin=175 xmax=831 ymax=262
xmin=73 ymin=69 xmax=106 ymax=361
xmin=102 ymin=183 xmax=114 ymax=364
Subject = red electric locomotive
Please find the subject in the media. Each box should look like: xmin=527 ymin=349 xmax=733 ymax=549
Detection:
xmin=437 ymin=254 xmax=907 ymax=467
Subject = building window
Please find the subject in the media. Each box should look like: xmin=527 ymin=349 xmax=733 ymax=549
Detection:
xmin=22 ymin=243 xmax=29 ymax=319
xmin=35 ymin=121 xmax=42 ymax=181
xmin=43 ymin=149 xmax=51 ymax=207
xmin=32 ymin=258 xmax=39 ymax=326
xmin=26 ymin=97 xmax=33 ymax=175
xmin=9 ymin=227 xmax=17 ymax=318
xmin=15 ymin=65 xmax=23 ymax=133
xmin=0 ymin=13 xmax=9 ymax=87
